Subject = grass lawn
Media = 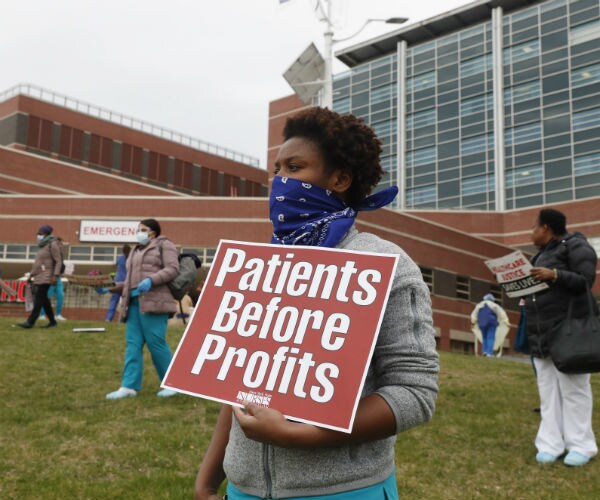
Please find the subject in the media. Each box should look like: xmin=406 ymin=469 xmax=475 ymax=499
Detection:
xmin=1 ymin=317 xmax=599 ymax=499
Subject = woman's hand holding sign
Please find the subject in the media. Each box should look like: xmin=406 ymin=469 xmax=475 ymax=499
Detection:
xmin=233 ymin=393 xmax=396 ymax=448
xmin=233 ymin=403 xmax=291 ymax=446
xmin=530 ymin=266 xmax=557 ymax=282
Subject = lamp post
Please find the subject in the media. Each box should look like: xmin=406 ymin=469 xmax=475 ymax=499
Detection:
xmin=316 ymin=0 xmax=408 ymax=108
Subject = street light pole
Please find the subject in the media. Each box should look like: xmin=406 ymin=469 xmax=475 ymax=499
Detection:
xmin=316 ymin=0 xmax=408 ymax=109
xmin=319 ymin=0 xmax=334 ymax=109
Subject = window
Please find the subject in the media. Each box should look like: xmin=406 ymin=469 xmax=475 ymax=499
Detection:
xmin=505 ymin=122 xmax=542 ymax=145
xmin=412 ymin=40 xmax=436 ymax=56
xmin=371 ymin=84 xmax=394 ymax=105
xmin=574 ymin=152 xmax=600 ymax=176
xmin=407 ymin=146 xmax=436 ymax=167
xmin=407 ymin=71 xmax=436 ymax=93
xmin=460 ymin=54 xmax=492 ymax=78
xmin=406 ymin=185 xmax=437 ymax=206
xmin=456 ymin=275 xmax=470 ymax=300
xmin=571 ymin=63 xmax=600 ymax=87
xmin=570 ymin=20 xmax=600 ymax=45
xmin=461 ymin=134 xmax=493 ymax=156
xmin=4 ymin=245 xmax=29 ymax=259
xmin=572 ymin=107 xmax=600 ymax=131
xmin=504 ymin=40 xmax=540 ymax=64
xmin=419 ymin=266 xmax=434 ymax=293
xmin=92 ymin=247 xmax=117 ymax=262
xmin=373 ymin=119 xmax=396 ymax=138
xmin=461 ymin=94 xmax=492 ymax=115
xmin=333 ymin=97 xmax=350 ymax=114
xmin=506 ymin=164 xmax=544 ymax=188
xmin=462 ymin=174 xmax=494 ymax=196
xmin=505 ymin=81 xmax=541 ymax=104
xmin=69 ymin=246 xmax=92 ymax=261
xmin=407 ymin=109 xmax=436 ymax=129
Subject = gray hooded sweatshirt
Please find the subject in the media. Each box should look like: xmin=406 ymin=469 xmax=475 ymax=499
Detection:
xmin=223 ymin=227 xmax=439 ymax=498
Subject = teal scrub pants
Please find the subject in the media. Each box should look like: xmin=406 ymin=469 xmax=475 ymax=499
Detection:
xmin=122 ymin=296 xmax=172 ymax=391
xmin=226 ymin=471 xmax=398 ymax=500
xmin=41 ymin=278 xmax=64 ymax=317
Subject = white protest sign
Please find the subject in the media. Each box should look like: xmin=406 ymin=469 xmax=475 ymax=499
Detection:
xmin=485 ymin=250 xmax=549 ymax=297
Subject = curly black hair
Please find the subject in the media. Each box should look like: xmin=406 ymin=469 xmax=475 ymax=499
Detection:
xmin=282 ymin=107 xmax=384 ymax=207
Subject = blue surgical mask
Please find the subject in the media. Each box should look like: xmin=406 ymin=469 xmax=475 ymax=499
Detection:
xmin=136 ymin=231 xmax=150 ymax=246
xmin=36 ymin=234 xmax=45 ymax=242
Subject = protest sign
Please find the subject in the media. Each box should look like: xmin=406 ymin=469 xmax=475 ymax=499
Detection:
xmin=485 ymin=250 xmax=548 ymax=297
xmin=0 ymin=280 xmax=26 ymax=302
xmin=162 ymin=240 xmax=398 ymax=433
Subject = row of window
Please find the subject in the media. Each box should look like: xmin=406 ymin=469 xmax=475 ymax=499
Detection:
xmin=405 ymin=73 xmax=597 ymax=135
xmin=406 ymin=109 xmax=598 ymax=167
xmin=406 ymin=0 xmax=597 ymax=68
xmin=407 ymin=43 xmax=598 ymax=97
xmin=407 ymin=149 xmax=599 ymax=197
xmin=0 ymin=245 xmax=217 ymax=265
xmin=408 ymin=17 xmax=598 ymax=85
xmin=407 ymin=171 xmax=600 ymax=208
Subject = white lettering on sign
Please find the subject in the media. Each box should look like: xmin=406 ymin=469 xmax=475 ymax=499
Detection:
xmin=213 ymin=248 xmax=381 ymax=305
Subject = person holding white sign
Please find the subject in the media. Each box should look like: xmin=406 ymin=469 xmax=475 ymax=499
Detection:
xmin=526 ymin=208 xmax=598 ymax=467
xmin=194 ymin=108 xmax=439 ymax=500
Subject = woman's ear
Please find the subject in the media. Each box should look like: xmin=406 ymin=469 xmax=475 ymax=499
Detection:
xmin=329 ymin=170 xmax=352 ymax=194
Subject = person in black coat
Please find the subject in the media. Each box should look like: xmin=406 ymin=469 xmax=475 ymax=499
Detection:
xmin=525 ymin=208 xmax=598 ymax=467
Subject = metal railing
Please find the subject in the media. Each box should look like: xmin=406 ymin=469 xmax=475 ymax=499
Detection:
xmin=0 ymin=83 xmax=260 ymax=168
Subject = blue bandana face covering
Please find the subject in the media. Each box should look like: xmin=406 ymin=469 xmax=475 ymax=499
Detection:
xmin=270 ymin=176 xmax=398 ymax=248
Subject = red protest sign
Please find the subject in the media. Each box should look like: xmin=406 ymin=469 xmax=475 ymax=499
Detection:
xmin=162 ymin=240 xmax=398 ymax=433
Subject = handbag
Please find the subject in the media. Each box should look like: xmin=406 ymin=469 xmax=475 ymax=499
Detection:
xmin=513 ymin=305 xmax=530 ymax=354
xmin=547 ymin=286 xmax=600 ymax=374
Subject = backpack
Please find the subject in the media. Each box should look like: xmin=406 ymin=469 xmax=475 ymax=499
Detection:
xmin=477 ymin=303 xmax=498 ymax=329
xmin=158 ymin=240 xmax=202 ymax=301
xmin=51 ymin=238 xmax=66 ymax=274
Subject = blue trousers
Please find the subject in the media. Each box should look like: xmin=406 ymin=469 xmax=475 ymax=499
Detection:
xmin=106 ymin=292 xmax=121 ymax=321
xmin=121 ymin=297 xmax=172 ymax=391
xmin=481 ymin=324 xmax=497 ymax=355
xmin=41 ymin=279 xmax=64 ymax=317
xmin=227 ymin=472 xmax=398 ymax=500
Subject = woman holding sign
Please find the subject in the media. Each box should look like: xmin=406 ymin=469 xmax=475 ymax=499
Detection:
xmin=194 ymin=108 xmax=439 ymax=499
xmin=527 ymin=208 xmax=598 ymax=467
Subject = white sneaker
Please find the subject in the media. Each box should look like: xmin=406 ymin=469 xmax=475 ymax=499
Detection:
xmin=157 ymin=388 xmax=178 ymax=398
xmin=56 ymin=315 xmax=67 ymax=321
xmin=106 ymin=387 xmax=137 ymax=399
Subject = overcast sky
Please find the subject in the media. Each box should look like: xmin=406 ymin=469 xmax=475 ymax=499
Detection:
xmin=1 ymin=0 xmax=473 ymax=169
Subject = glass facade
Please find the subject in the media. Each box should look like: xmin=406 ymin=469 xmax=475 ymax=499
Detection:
xmin=332 ymin=0 xmax=600 ymax=210
xmin=332 ymin=55 xmax=398 ymax=193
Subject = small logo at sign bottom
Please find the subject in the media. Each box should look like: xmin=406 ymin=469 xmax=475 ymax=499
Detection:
xmin=236 ymin=390 xmax=272 ymax=408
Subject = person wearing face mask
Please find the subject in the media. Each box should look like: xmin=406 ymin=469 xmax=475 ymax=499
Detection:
xmin=101 ymin=218 xmax=180 ymax=399
xmin=17 ymin=224 xmax=63 ymax=329
xmin=194 ymin=108 xmax=439 ymax=500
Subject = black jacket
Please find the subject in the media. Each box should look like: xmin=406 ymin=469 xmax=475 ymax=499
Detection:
xmin=525 ymin=232 xmax=598 ymax=357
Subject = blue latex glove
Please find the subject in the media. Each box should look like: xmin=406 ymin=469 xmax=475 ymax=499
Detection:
xmin=96 ymin=287 xmax=109 ymax=295
xmin=137 ymin=278 xmax=153 ymax=293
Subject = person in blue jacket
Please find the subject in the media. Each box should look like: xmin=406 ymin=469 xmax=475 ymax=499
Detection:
xmin=105 ymin=244 xmax=131 ymax=322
